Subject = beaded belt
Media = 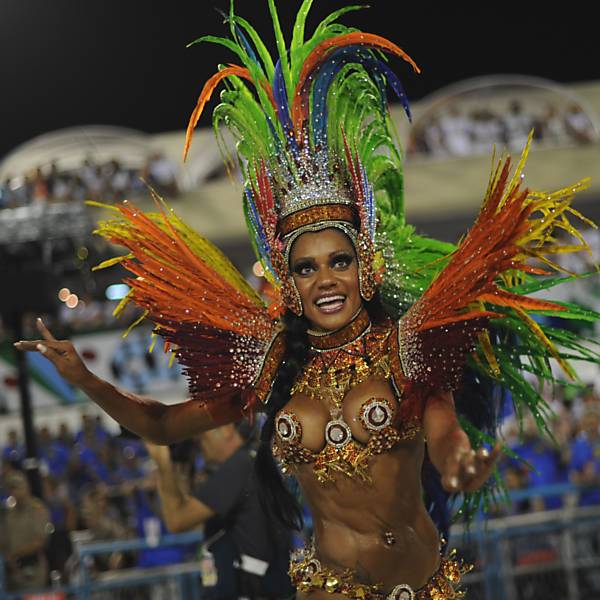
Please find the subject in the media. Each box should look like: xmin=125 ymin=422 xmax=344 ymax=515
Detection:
xmin=289 ymin=546 xmax=472 ymax=600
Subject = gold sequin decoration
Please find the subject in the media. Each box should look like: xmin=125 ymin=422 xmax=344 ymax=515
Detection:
xmin=289 ymin=545 xmax=473 ymax=600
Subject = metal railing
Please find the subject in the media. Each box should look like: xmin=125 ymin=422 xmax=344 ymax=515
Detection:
xmin=1 ymin=486 xmax=600 ymax=599
xmin=0 ymin=531 xmax=204 ymax=600
xmin=452 ymin=483 xmax=600 ymax=600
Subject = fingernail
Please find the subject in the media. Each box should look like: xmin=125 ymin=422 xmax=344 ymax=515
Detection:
xmin=37 ymin=344 xmax=47 ymax=354
xmin=13 ymin=342 xmax=20 ymax=346
xmin=481 ymin=448 xmax=490 ymax=458
xmin=450 ymin=476 xmax=459 ymax=489
xmin=467 ymin=465 xmax=476 ymax=475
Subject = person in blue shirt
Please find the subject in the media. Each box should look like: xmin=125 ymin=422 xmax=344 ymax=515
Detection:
xmin=37 ymin=427 xmax=70 ymax=480
xmin=2 ymin=430 xmax=25 ymax=465
xmin=570 ymin=406 xmax=600 ymax=506
xmin=510 ymin=414 xmax=570 ymax=510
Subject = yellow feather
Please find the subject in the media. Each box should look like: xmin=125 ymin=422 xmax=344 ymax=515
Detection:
xmin=513 ymin=306 xmax=577 ymax=380
xmin=122 ymin=310 xmax=149 ymax=339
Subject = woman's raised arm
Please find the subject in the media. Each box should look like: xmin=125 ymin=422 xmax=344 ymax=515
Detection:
xmin=14 ymin=318 xmax=243 ymax=444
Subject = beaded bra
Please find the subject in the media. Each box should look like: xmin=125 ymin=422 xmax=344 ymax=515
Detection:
xmin=272 ymin=307 xmax=424 ymax=483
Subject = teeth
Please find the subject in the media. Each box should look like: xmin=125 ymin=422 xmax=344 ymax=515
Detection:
xmin=315 ymin=295 xmax=345 ymax=306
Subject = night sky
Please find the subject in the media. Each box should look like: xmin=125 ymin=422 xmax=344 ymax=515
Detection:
xmin=2 ymin=1 xmax=597 ymax=160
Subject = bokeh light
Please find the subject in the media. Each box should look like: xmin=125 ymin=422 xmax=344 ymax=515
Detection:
xmin=65 ymin=293 xmax=79 ymax=308
xmin=252 ymin=261 xmax=265 ymax=278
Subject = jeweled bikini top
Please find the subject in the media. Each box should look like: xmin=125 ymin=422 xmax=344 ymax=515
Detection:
xmin=272 ymin=307 xmax=425 ymax=483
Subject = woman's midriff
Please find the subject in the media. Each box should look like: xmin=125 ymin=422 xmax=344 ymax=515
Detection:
xmin=295 ymin=435 xmax=441 ymax=595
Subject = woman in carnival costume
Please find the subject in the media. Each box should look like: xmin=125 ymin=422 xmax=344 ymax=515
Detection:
xmin=16 ymin=2 xmax=600 ymax=598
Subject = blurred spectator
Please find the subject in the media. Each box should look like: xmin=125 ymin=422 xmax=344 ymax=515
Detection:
xmin=1 ymin=154 xmax=180 ymax=212
xmin=52 ymin=172 xmax=72 ymax=202
xmin=502 ymin=100 xmax=533 ymax=151
xmin=471 ymin=108 xmax=505 ymax=154
xmin=564 ymin=103 xmax=594 ymax=144
xmin=571 ymin=385 xmax=600 ymax=423
xmin=540 ymin=103 xmax=567 ymax=143
xmin=46 ymin=161 xmax=60 ymax=198
xmin=143 ymin=152 xmax=179 ymax=198
xmin=31 ymin=167 xmax=50 ymax=205
xmin=38 ymin=425 xmax=70 ymax=479
xmin=408 ymin=92 xmax=597 ymax=161
xmin=57 ymin=421 xmax=75 ymax=447
xmin=77 ymin=438 xmax=118 ymax=487
xmin=569 ymin=405 xmax=600 ymax=506
xmin=0 ymin=177 xmax=14 ymax=209
xmin=439 ymin=105 xmax=472 ymax=157
xmin=421 ymin=117 xmax=446 ymax=157
xmin=0 ymin=470 xmax=51 ymax=591
xmin=508 ymin=414 xmax=570 ymax=511
xmin=107 ymin=159 xmax=132 ymax=201
xmin=76 ymin=413 xmax=110 ymax=445
xmin=502 ymin=100 xmax=534 ymax=151
xmin=2 ymin=429 xmax=25 ymax=464
xmin=80 ymin=158 xmax=103 ymax=201
xmin=69 ymin=175 xmax=87 ymax=202
xmin=14 ymin=175 xmax=32 ymax=206
xmin=78 ymin=484 xmax=129 ymax=572
xmin=42 ymin=475 xmax=77 ymax=577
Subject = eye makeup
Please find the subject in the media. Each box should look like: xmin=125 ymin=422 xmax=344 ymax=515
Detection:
xmin=330 ymin=251 xmax=354 ymax=269
xmin=293 ymin=259 xmax=316 ymax=276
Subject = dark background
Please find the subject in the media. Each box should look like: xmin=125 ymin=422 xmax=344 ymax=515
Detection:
xmin=1 ymin=1 xmax=597 ymax=160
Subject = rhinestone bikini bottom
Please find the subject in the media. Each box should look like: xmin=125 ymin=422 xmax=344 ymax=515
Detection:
xmin=289 ymin=544 xmax=472 ymax=600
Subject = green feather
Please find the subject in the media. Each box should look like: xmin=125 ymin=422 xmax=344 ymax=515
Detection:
xmin=313 ymin=5 xmax=368 ymax=37
xmin=291 ymin=0 xmax=314 ymax=63
xmin=229 ymin=13 xmax=276 ymax=80
xmin=267 ymin=0 xmax=292 ymax=97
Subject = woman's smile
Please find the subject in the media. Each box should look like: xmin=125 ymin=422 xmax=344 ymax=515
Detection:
xmin=314 ymin=293 xmax=347 ymax=314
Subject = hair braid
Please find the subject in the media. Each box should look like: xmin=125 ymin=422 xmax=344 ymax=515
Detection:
xmin=255 ymin=310 xmax=310 ymax=530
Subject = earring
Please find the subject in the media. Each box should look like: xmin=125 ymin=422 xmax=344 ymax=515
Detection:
xmin=281 ymin=278 xmax=303 ymax=316
xmin=357 ymin=233 xmax=377 ymax=301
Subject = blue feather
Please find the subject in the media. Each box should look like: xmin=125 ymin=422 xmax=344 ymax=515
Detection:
xmin=233 ymin=24 xmax=261 ymax=69
xmin=310 ymin=51 xmax=348 ymax=146
xmin=265 ymin=114 xmax=282 ymax=153
xmin=360 ymin=164 xmax=376 ymax=239
xmin=245 ymin=188 xmax=268 ymax=254
xmin=309 ymin=46 xmax=413 ymax=147
xmin=273 ymin=59 xmax=298 ymax=154
xmin=244 ymin=186 xmax=277 ymax=279
xmin=362 ymin=56 xmax=412 ymax=122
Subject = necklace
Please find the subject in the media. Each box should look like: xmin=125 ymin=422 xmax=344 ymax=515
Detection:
xmin=293 ymin=315 xmax=392 ymax=416
xmin=307 ymin=305 xmax=371 ymax=351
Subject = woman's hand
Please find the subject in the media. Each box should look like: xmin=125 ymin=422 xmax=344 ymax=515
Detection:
xmin=441 ymin=441 xmax=502 ymax=493
xmin=14 ymin=318 xmax=91 ymax=386
xmin=424 ymin=389 xmax=503 ymax=493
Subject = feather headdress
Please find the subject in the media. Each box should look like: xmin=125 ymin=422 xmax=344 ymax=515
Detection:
xmin=183 ymin=0 xmax=420 ymax=314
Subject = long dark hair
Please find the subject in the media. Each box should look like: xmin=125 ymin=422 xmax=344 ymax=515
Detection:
xmin=254 ymin=294 xmax=388 ymax=531
xmin=255 ymin=309 xmax=309 ymax=531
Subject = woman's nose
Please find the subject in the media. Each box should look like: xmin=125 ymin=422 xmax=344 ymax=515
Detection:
xmin=315 ymin=266 xmax=336 ymax=288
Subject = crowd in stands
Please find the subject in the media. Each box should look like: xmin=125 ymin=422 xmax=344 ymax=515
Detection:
xmin=494 ymin=386 xmax=600 ymax=515
xmin=0 ymin=152 xmax=179 ymax=211
xmin=408 ymin=100 xmax=597 ymax=159
xmin=1 ymin=385 xmax=599 ymax=591
xmin=0 ymin=414 xmax=204 ymax=591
